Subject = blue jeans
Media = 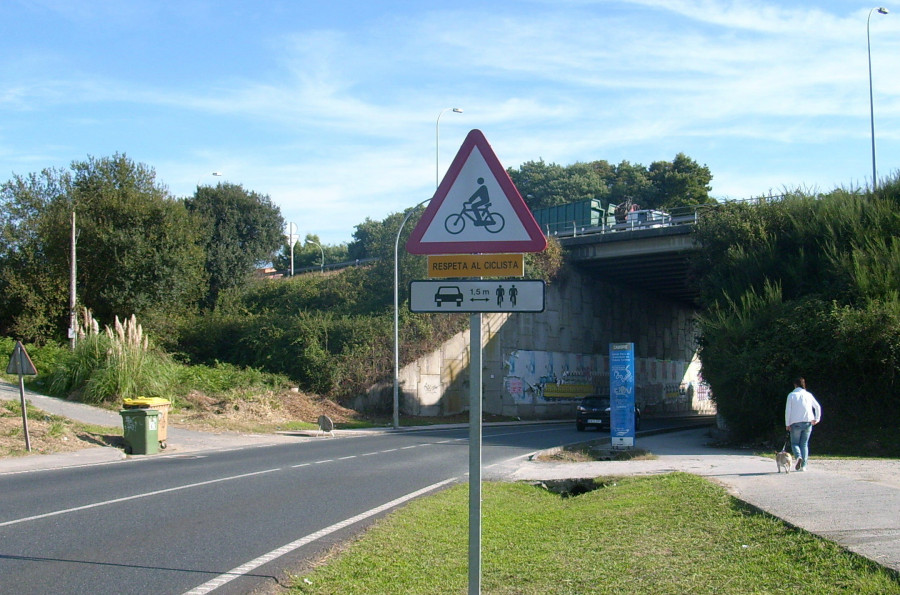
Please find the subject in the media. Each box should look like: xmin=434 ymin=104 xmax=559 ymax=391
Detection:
xmin=790 ymin=422 xmax=813 ymax=466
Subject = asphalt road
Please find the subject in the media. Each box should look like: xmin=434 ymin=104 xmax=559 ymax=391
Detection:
xmin=0 ymin=422 xmax=596 ymax=594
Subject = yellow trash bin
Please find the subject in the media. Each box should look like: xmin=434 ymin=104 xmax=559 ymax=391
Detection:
xmin=123 ymin=397 xmax=171 ymax=449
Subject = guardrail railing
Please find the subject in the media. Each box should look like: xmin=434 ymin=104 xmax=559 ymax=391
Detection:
xmin=545 ymin=205 xmax=701 ymax=239
xmin=545 ymin=196 xmax=786 ymax=240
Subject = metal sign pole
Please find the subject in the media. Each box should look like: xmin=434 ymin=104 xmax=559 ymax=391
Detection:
xmin=7 ymin=341 xmax=37 ymax=451
xmin=401 ymin=129 xmax=546 ymax=595
xmin=17 ymin=349 xmax=31 ymax=452
xmin=468 ymin=312 xmax=482 ymax=595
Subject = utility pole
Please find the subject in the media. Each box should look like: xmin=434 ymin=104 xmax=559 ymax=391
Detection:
xmin=69 ymin=210 xmax=77 ymax=349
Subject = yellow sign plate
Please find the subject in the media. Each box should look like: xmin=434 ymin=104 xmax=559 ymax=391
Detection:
xmin=427 ymin=253 xmax=525 ymax=278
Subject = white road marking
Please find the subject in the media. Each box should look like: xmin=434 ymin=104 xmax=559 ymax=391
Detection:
xmin=0 ymin=468 xmax=281 ymax=528
xmin=182 ymin=477 xmax=458 ymax=594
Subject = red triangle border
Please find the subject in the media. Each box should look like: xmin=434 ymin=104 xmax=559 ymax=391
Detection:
xmin=406 ymin=129 xmax=547 ymax=255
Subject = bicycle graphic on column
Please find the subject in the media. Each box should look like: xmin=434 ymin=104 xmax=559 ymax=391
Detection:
xmin=444 ymin=177 xmax=505 ymax=235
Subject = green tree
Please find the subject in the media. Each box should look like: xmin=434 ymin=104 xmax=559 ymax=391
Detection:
xmin=509 ymin=160 xmax=606 ymax=210
xmin=70 ymin=155 xmax=209 ymax=330
xmin=185 ymin=182 xmax=284 ymax=307
xmin=648 ymin=153 xmax=713 ymax=208
xmin=0 ymin=154 xmax=209 ymax=342
xmin=296 ymin=234 xmax=342 ymax=269
xmin=347 ymin=217 xmax=387 ymax=260
xmin=0 ymin=168 xmax=72 ymax=342
xmin=273 ymin=234 xmax=350 ymax=274
xmin=347 ymin=210 xmax=428 ymax=310
xmin=608 ymin=160 xmax=654 ymax=209
xmin=692 ymin=178 xmax=900 ymax=442
xmin=508 ymin=154 xmax=714 ymax=214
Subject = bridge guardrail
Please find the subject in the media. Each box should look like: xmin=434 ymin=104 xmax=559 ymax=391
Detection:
xmin=546 ymin=205 xmax=702 ymax=239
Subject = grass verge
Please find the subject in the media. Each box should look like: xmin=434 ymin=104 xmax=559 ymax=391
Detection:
xmin=1 ymin=400 xmax=122 ymax=457
xmin=536 ymin=443 xmax=657 ymax=463
xmin=289 ymin=473 xmax=899 ymax=594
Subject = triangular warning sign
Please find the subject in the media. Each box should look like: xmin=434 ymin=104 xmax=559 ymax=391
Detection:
xmin=406 ymin=129 xmax=547 ymax=255
xmin=6 ymin=340 xmax=37 ymax=376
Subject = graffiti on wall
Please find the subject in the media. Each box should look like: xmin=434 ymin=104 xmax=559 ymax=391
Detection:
xmin=504 ymin=350 xmax=604 ymax=403
xmin=503 ymin=349 xmax=706 ymax=412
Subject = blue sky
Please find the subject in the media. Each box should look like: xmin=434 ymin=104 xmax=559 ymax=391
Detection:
xmin=1 ymin=1 xmax=898 ymax=245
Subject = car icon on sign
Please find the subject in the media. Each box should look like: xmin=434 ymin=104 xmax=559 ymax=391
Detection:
xmin=434 ymin=286 xmax=464 ymax=307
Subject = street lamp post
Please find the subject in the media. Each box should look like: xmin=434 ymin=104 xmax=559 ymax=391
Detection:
xmin=436 ymin=108 xmax=463 ymax=188
xmin=391 ymin=108 xmax=464 ymax=429
xmin=305 ymin=239 xmax=325 ymax=273
xmin=285 ymin=223 xmax=297 ymax=276
xmin=393 ymin=198 xmax=430 ymax=429
xmin=867 ymin=7 xmax=889 ymax=191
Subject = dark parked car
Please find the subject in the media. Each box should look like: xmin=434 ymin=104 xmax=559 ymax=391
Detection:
xmin=575 ymin=395 xmax=641 ymax=432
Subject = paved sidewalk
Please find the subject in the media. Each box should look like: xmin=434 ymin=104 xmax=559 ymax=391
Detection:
xmin=3 ymin=381 xmax=899 ymax=575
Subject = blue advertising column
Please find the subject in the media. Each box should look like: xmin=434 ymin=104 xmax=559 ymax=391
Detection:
xmin=609 ymin=343 xmax=635 ymax=448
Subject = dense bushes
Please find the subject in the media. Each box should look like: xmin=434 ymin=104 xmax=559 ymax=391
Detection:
xmin=47 ymin=315 xmax=176 ymax=403
xmin=173 ymin=236 xmax=565 ymax=404
xmin=694 ymin=177 xmax=900 ymax=441
xmin=3 ymin=195 xmax=561 ymax=408
xmin=0 ymin=336 xmax=69 ymax=387
xmin=175 ymin=270 xmax=469 ymax=405
xmin=9 ymin=314 xmax=292 ymax=406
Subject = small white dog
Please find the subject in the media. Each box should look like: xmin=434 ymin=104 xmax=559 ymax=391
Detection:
xmin=776 ymin=450 xmax=794 ymax=474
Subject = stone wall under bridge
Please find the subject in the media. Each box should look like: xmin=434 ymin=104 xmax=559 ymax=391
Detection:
xmin=357 ymin=267 xmax=715 ymax=419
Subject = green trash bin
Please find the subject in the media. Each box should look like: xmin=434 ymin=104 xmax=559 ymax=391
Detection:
xmin=123 ymin=397 xmax=171 ymax=449
xmin=120 ymin=408 xmax=160 ymax=455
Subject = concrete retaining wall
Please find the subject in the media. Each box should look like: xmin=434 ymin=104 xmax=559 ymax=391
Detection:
xmin=358 ymin=267 xmax=713 ymax=418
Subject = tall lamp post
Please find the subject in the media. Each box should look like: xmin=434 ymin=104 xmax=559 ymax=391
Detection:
xmin=436 ymin=108 xmax=463 ymax=188
xmin=867 ymin=7 xmax=889 ymax=191
xmin=391 ymin=108 xmax=464 ymax=430
xmin=305 ymin=239 xmax=325 ymax=273
xmin=285 ymin=223 xmax=297 ymax=276
xmin=393 ymin=198 xmax=430 ymax=429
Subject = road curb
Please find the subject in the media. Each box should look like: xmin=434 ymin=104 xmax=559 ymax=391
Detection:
xmin=531 ymin=419 xmax=717 ymax=460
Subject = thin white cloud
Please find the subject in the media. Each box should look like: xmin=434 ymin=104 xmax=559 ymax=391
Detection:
xmin=1 ymin=0 xmax=898 ymax=244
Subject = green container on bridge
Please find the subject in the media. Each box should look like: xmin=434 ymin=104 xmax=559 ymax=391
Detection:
xmin=119 ymin=408 xmax=160 ymax=455
xmin=532 ymin=198 xmax=607 ymax=235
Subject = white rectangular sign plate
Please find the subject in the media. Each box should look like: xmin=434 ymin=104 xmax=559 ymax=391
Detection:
xmin=409 ymin=280 xmax=544 ymax=313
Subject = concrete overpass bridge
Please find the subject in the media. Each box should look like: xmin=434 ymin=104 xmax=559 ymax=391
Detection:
xmin=371 ymin=206 xmax=715 ymax=421
xmin=558 ymin=212 xmax=700 ymax=306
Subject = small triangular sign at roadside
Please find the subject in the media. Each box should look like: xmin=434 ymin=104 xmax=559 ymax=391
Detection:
xmin=6 ymin=341 xmax=37 ymax=376
xmin=406 ymin=129 xmax=547 ymax=255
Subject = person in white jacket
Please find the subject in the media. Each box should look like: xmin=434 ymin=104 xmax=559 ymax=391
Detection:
xmin=785 ymin=377 xmax=822 ymax=471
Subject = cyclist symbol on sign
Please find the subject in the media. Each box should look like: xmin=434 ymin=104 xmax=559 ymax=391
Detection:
xmin=444 ymin=177 xmax=506 ymax=235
